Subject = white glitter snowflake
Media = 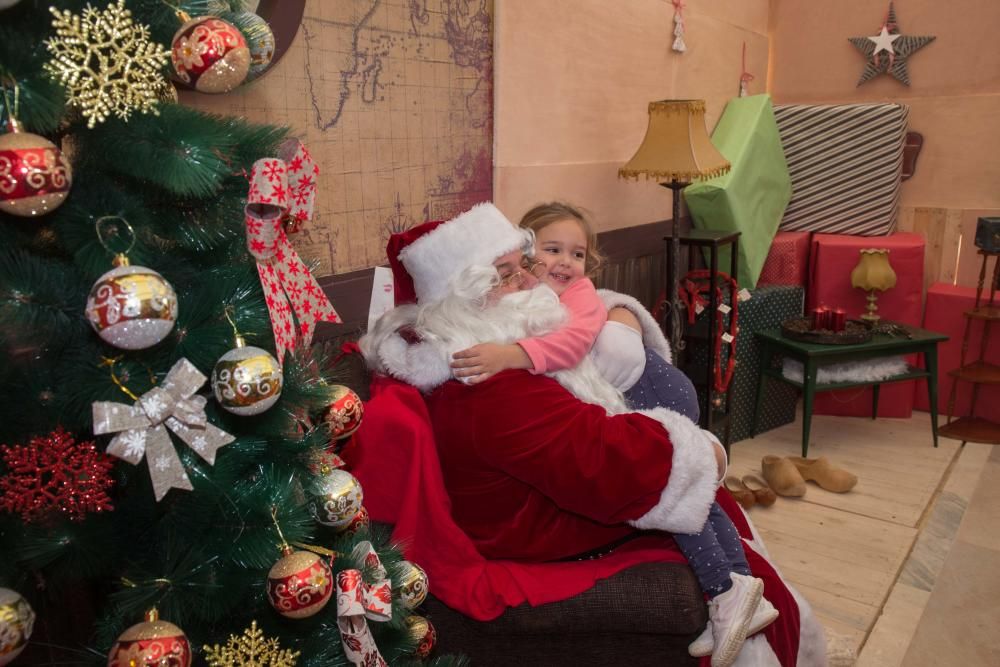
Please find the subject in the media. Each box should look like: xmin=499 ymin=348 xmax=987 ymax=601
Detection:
xmin=153 ymin=454 xmax=172 ymax=472
xmin=190 ymin=435 xmax=207 ymax=453
xmin=120 ymin=430 xmax=147 ymax=459
xmin=44 ymin=0 xmax=170 ymax=128
xmin=141 ymin=394 xmax=167 ymax=420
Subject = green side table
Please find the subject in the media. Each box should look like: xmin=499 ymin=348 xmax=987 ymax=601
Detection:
xmin=752 ymin=324 xmax=948 ymax=456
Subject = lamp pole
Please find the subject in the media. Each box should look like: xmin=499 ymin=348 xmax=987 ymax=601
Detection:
xmin=662 ymin=178 xmax=688 ymax=359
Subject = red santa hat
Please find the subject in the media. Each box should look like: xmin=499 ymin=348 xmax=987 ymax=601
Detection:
xmin=387 ymin=203 xmax=531 ymax=305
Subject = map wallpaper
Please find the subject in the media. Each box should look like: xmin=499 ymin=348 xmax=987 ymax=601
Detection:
xmin=186 ymin=0 xmax=494 ymax=277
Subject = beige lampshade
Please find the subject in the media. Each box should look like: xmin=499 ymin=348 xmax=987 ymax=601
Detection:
xmin=619 ymin=99 xmax=731 ymax=183
xmin=850 ymin=248 xmax=897 ymax=292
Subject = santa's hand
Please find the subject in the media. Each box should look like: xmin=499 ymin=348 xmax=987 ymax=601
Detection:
xmin=451 ymin=343 xmax=532 ymax=384
xmin=589 ymin=321 xmax=646 ymax=391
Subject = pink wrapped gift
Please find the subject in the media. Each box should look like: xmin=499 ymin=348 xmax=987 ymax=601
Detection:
xmin=758 ymin=231 xmax=811 ymax=286
xmin=914 ymin=283 xmax=1000 ymax=415
xmin=808 ymin=232 xmax=925 ymax=417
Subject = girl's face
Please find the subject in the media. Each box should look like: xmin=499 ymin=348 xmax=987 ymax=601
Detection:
xmin=533 ymin=218 xmax=587 ymax=296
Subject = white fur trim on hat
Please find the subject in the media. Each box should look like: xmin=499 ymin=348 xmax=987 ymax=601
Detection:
xmin=399 ymin=203 xmax=531 ymax=304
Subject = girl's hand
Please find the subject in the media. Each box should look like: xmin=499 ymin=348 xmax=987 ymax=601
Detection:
xmin=451 ymin=343 xmax=532 ymax=384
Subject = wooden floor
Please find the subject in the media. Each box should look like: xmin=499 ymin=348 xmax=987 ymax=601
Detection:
xmin=727 ymin=408 xmax=991 ymax=662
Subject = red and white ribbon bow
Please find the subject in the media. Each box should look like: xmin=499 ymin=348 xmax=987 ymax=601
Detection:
xmin=280 ymin=139 xmax=319 ymax=234
xmin=336 ymin=541 xmax=393 ymax=667
xmin=245 ymin=140 xmax=339 ymax=364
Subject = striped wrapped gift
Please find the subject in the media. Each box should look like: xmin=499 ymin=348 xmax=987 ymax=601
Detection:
xmin=773 ymin=103 xmax=909 ymax=236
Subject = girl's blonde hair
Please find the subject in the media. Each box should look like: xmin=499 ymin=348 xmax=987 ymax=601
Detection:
xmin=518 ymin=202 xmax=604 ymax=275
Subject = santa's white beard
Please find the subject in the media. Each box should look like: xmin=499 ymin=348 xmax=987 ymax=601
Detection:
xmin=362 ymin=283 xmax=627 ymax=413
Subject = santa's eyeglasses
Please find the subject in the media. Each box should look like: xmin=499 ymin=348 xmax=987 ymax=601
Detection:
xmin=496 ymin=257 xmax=546 ymax=289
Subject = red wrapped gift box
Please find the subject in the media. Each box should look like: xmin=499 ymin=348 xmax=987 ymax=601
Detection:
xmin=808 ymin=232 xmax=925 ymax=417
xmin=758 ymin=231 xmax=811 ymax=286
xmin=914 ymin=283 xmax=1000 ymax=415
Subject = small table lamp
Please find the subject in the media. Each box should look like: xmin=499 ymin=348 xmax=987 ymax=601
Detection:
xmin=619 ymin=100 xmax=730 ymax=355
xmin=850 ymin=248 xmax=897 ymax=323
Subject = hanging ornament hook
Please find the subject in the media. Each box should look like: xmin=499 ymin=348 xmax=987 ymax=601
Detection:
xmin=95 ymin=216 xmax=137 ymax=265
xmin=100 ymin=356 xmax=157 ymax=401
xmin=223 ymin=306 xmax=247 ymax=349
xmin=270 ymin=506 xmax=293 ymax=555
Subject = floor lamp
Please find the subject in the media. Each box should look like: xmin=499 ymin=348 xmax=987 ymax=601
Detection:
xmin=619 ymin=100 xmax=730 ymax=358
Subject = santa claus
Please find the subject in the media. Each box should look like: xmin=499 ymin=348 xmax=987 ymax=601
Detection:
xmin=355 ymin=203 xmax=829 ymax=666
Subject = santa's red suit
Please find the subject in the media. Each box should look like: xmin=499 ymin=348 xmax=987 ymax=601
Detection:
xmin=351 ymin=204 xmax=829 ymax=666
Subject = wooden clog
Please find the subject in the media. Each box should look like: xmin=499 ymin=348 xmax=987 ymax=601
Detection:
xmin=724 ymin=476 xmax=756 ymax=510
xmin=787 ymin=456 xmax=858 ymax=493
xmin=761 ymin=455 xmax=807 ymax=497
xmin=741 ymin=474 xmax=777 ymax=507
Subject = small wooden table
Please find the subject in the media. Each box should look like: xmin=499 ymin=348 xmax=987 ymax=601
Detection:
xmin=753 ymin=324 xmax=948 ymax=456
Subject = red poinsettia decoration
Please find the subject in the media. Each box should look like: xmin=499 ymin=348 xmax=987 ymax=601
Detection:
xmin=0 ymin=427 xmax=115 ymax=522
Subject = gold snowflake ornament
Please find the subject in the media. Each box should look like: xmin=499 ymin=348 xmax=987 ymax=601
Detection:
xmin=44 ymin=0 xmax=171 ymax=129
xmin=203 ymin=621 xmax=301 ymax=667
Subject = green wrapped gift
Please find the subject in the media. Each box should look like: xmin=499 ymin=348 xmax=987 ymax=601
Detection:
xmin=683 ymin=95 xmax=791 ymax=289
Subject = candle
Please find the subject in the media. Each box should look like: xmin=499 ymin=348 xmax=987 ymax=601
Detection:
xmin=831 ymin=308 xmax=846 ymax=332
xmin=811 ymin=307 xmax=829 ymax=330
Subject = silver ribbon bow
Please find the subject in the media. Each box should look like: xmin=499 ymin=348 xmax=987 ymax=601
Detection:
xmin=92 ymin=358 xmax=235 ymax=501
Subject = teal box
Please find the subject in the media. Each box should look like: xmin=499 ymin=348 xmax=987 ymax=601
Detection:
xmin=686 ymin=284 xmax=803 ymax=443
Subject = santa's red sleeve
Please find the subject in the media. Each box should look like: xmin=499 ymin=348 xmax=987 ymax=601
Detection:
xmin=467 ymin=371 xmax=720 ymax=534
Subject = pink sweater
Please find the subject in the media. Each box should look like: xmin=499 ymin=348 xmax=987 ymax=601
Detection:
xmin=517 ymin=279 xmax=608 ymax=374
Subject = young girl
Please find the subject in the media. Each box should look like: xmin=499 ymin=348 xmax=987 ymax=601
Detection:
xmin=449 ymin=202 xmax=777 ymax=666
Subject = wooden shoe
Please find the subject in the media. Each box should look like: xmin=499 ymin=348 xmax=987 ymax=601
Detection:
xmin=787 ymin=456 xmax=858 ymax=493
xmin=761 ymin=455 xmax=807 ymax=497
xmin=724 ymin=476 xmax=755 ymax=510
xmin=741 ymin=474 xmax=777 ymax=507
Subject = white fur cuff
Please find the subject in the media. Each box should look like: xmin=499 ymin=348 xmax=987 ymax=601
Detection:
xmin=627 ymin=408 xmax=719 ymax=534
xmin=597 ymin=289 xmax=672 ymax=364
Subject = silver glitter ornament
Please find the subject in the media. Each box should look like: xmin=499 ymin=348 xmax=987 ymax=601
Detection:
xmin=238 ymin=12 xmax=275 ymax=80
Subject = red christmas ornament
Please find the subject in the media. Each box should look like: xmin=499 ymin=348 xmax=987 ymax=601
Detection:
xmin=0 ymin=427 xmax=114 ymax=523
xmin=170 ymin=15 xmax=250 ymax=93
xmin=0 ymin=119 xmax=72 ymax=217
xmin=319 ymin=385 xmax=364 ymax=441
xmin=266 ymin=546 xmax=334 ymax=619
xmin=107 ymin=608 xmax=191 ymax=667
xmin=340 ymin=505 xmax=370 ymax=535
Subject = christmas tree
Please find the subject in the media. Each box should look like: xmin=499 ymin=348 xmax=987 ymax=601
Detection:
xmin=0 ymin=2 xmax=449 ymax=665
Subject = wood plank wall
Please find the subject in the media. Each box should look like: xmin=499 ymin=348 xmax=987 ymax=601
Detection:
xmin=897 ymin=206 xmax=1000 ymax=291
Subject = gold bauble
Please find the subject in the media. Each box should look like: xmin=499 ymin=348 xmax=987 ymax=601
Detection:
xmin=0 ymin=588 xmax=35 ymax=667
xmin=405 ymin=614 xmax=437 ymax=659
xmin=85 ymin=264 xmax=178 ymax=350
xmin=107 ymin=608 xmax=191 ymax=667
xmin=211 ymin=341 xmax=283 ymax=415
xmin=397 ymin=560 xmax=429 ymax=609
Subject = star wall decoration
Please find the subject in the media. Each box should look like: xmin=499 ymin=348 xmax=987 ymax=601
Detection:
xmin=848 ymin=2 xmax=935 ymax=86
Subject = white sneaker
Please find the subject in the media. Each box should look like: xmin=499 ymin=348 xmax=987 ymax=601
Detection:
xmin=688 ymin=595 xmax=780 ymax=658
xmin=707 ymin=573 xmax=764 ymax=667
